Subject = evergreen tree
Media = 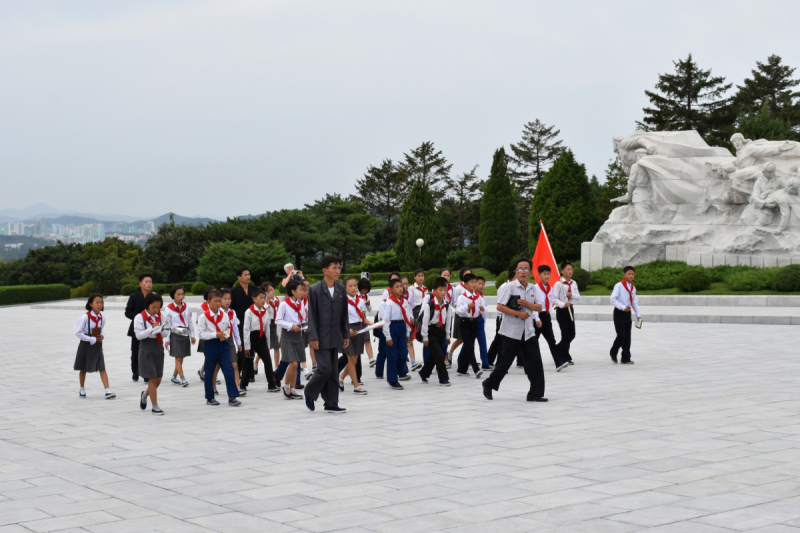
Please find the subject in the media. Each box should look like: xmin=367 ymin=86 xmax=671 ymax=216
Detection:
xmin=305 ymin=194 xmax=380 ymax=271
xmin=396 ymin=179 xmax=447 ymax=270
xmin=399 ymin=141 xmax=452 ymax=203
xmin=596 ymin=157 xmax=628 ymax=222
xmin=353 ymin=159 xmax=408 ymax=251
xmin=479 ymin=148 xmax=518 ymax=275
xmin=737 ymin=101 xmax=793 ymax=142
xmin=142 ymin=214 xmax=208 ymax=282
xmin=508 ymin=120 xmax=564 ymax=252
xmin=735 ymin=54 xmax=800 ymax=135
xmin=639 ymin=54 xmax=733 ymax=142
xmin=529 ymin=150 xmax=601 ymax=260
xmin=440 ymin=165 xmax=482 ymax=251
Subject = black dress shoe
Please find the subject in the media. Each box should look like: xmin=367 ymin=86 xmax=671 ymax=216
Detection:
xmin=610 ymin=351 xmax=618 ymax=363
xmin=621 ymin=360 xmax=634 ymax=365
xmin=527 ymin=396 xmax=548 ymax=402
xmin=482 ymin=382 xmax=493 ymax=400
xmin=295 ymin=383 xmax=305 ymax=390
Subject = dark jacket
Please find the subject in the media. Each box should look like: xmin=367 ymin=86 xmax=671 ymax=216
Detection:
xmin=307 ymin=279 xmax=350 ymax=350
xmin=231 ymin=284 xmax=252 ymax=327
xmin=125 ymin=291 xmax=146 ymax=337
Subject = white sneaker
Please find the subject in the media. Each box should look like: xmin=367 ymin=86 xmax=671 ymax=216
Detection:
xmin=180 ymin=377 xmax=189 ymax=387
xmin=306 ymin=369 xmax=314 ymax=380
xmin=171 ymin=376 xmax=181 ymax=385
xmin=475 ymin=370 xmax=484 ymax=379
xmin=556 ymin=362 xmax=569 ymax=372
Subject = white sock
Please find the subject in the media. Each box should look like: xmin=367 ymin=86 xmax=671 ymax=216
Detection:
xmin=291 ymin=388 xmax=297 ymax=395
xmin=303 ymin=367 xmax=309 ymax=375
xmin=80 ymin=387 xmax=85 ymax=392
xmin=105 ymin=388 xmax=110 ymax=393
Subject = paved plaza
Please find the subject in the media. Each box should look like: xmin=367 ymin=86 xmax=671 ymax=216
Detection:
xmin=1 ymin=303 xmax=799 ymax=532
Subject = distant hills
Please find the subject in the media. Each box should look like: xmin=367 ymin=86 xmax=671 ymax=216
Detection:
xmin=0 ymin=203 xmax=214 ymax=226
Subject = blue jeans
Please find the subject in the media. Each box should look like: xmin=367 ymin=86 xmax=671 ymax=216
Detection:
xmin=478 ymin=316 xmax=490 ymax=368
xmin=203 ymin=339 xmax=239 ymax=401
xmin=274 ymin=361 xmax=301 ymax=385
xmin=376 ymin=326 xmax=407 ymax=378
xmin=387 ymin=322 xmax=409 ymax=383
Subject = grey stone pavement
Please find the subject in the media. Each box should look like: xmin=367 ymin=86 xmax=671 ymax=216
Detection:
xmin=1 ymin=303 xmax=799 ymax=532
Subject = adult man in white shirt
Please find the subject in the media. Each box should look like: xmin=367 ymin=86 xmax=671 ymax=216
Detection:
xmin=609 ymin=265 xmax=642 ymax=364
xmin=482 ymin=258 xmax=547 ymax=402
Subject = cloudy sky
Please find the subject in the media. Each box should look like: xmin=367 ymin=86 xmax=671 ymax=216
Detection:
xmin=1 ymin=1 xmax=799 ymax=220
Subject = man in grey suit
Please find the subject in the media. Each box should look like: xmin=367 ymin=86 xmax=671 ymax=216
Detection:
xmin=305 ymin=255 xmax=350 ymax=413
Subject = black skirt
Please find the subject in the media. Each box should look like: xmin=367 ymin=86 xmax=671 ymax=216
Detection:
xmin=342 ymin=322 xmax=365 ymax=356
xmin=269 ymin=323 xmax=279 ymax=349
xmin=74 ymin=340 xmax=105 ymax=372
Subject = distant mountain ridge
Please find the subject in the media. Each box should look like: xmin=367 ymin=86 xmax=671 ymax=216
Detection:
xmin=0 ymin=203 xmax=214 ymax=226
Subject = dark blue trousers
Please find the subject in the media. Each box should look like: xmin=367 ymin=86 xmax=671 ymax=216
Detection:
xmin=274 ymin=361 xmax=301 ymax=385
xmin=478 ymin=316 xmax=490 ymax=368
xmin=203 ymin=339 xmax=239 ymax=401
xmin=375 ymin=326 xmax=408 ymax=378
xmin=387 ymin=322 xmax=409 ymax=383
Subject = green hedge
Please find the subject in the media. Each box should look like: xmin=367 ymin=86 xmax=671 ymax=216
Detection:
xmin=772 ymin=265 xmax=800 ymax=292
xmin=0 ymin=284 xmax=71 ymax=306
xmin=120 ymin=284 xmax=138 ymax=296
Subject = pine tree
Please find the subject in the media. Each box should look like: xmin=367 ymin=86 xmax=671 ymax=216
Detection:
xmin=737 ymin=101 xmax=793 ymax=142
xmin=396 ymin=179 xmax=447 ymax=270
xmin=398 ymin=141 xmax=453 ymax=203
xmin=639 ymin=54 xmax=733 ymax=142
xmin=441 ymin=165 xmax=482 ymax=250
xmin=529 ymin=150 xmax=601 ymax=260
xmin=735 ymin=54 xmax=800 ymax=135
xmin=479 ymin=148 xmax=518 ymax=275
xmin=508 ymin=120 xmax=564 ymax=252
xmin=354 ymin=159 xmax=408 ymax=251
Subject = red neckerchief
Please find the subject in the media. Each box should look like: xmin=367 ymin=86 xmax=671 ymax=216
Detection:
xmin=201 ymin=301 xmax=209 ymax=313
xmin=141 ymin=310 xmax=162 ymax=344
xmin=225 ymin=308 xmax=235 ymax=335
xmin=249 ymin=304 xmax=267 ymax=337
xmin=621 ymin=280 xmax=634 ymax=303
xmin=87 ymin=311 xmax=102 ymax=328
xmin=414 ymin=284 xmax=427 ymax=299
xmin=537 ymin=282 xmax=551 ymax=312
xmin=464 ymin=290 xmax=479 ymax=317
xmin=433 ymin=299 xmax=446 ymax=328
xmin=388 ymin=294 xmax=412 ymax=328
xmin=267 ymin=298 xmax=279 ymax=316
xmin=347 ymin=295 xmax=366 ymax=322
xmin=167 ymin=302 xmax=186 ymax=325
xmin=445 ymin=284 xmax=453 ymax=303
xmin=285 ymin=297 xmax=306 ymax=323
xmin=204 ymin=308 xmax=223 ymax=333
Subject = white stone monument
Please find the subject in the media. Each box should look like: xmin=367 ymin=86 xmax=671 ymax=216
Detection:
xmin=582 ymin=130 xmax=800 ymax=270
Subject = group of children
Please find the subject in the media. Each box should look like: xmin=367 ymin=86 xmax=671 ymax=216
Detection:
xmin=73 ymin=261 xmax=642 ymax=412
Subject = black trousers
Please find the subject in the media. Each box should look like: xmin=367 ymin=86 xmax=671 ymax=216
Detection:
xmin=535 ymin=313 xmax=566 ymax=368
xmin=305 ymin=348 xmax=339 ymax=408
xmin=483 ymin=334 xmax=545 ymax=398
xmin=338 ymin=353 xmax=363 ymax=381
xmin=487 ymin=317 xmax=501 ymax=365
xmin=555 ymin=307 xmax=575 ymax=362
xmin=611 ymin=308 xmax=632 ymax=362
xmin=457 ymin=317 xmax=480 ymax=374
xmin=130 ymin=336 xmax=140 ymax=376
xmin=420 ymin=326 xmax=449 ymax=382
xmin=250 ymin=332 xmax=276 ymax=387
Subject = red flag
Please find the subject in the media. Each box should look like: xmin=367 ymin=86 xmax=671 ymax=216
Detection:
xmin=532 ymin=221 xmax=559 ymax=285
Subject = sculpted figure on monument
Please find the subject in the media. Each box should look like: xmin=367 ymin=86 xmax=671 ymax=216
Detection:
xmin=720 ymin=133 xmax=799 ymax=204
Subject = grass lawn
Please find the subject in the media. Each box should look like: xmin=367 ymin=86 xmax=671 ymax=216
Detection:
xmin=581 ymin=282 xmax=800 ymax=296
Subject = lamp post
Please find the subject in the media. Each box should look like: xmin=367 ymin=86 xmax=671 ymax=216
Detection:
xmin=416 ymin=238 xmax=424 ymax=267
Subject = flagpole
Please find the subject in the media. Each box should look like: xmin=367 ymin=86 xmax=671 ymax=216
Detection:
xmin=539 ymin=221 xmax=573 ymax=322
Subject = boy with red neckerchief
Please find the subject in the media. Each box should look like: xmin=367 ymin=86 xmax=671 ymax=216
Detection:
xmin=381 ymin=278 xmax=413 ymax=390
xmin=195 ymin=285 xmax=216 ymax=382
xmin=454 ymin=273 xmax=484 ymax=378
xmin=244 ymin=287 xmax=279 ymax=392
xmin=610 ymin=266 xmax=641 ymax=364
xmin=261 ymin=282 xmax=282 ymax=381
xmin=553 ymin=262 xmax=580 ymax=366
xmin=447 ymin=267 xmax=472 ymax=364
xmin=533 ymin=265 xmax=570 ymax=372
xmin=197 ymin=290 xmax=241 ymax=407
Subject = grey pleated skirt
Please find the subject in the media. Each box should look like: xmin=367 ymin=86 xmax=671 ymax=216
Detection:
xmin=138 ymin=337 xmax=165 ymax=379
xmin=280 ymin=328 xmax=306 ymax=362
xmin=452 ymin=314 xmax=463 ymax=340
xmin=228 ymin=337 xmax=238 ymax=361
xmin=342 ymin=322 xmax=365 ymax=356
xmin=169 ymin=333 xmax=191 ymax=358
xmin=74 ymin=341 xmax=105 ymax=372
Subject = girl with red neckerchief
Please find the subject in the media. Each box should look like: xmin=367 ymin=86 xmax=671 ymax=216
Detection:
xmin=165 ymin=285 xmax=196 ymax=387
xmin=195 ymin=285 xmax=216 ymax=383
xmin=447 ymin=267 xmax=472 ymax=366
xmin=134 ymin=292 xmax=167 ymax=415
xmin=357 ymin=278 xmax=376 ymax=367
xmin=74 ymin=293 xmax=115 ymax=400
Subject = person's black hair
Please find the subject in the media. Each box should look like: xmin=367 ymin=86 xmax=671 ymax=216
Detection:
xmin=623 ymin=265 xmax=636 ymax=273
xmin=560 ymin=261 xmax=573 ymax=270
xmin=439 ymin=267 xmax=451 ymax=275
xmin=459 ymin=267 xmax=471 ymax=279
xmin=513 ymin=257 xmax=531 ymax=271
xmin=537 ymin=265 xmax=551 ymax=274
xmin=476 ymin=276 xmax=485 ymax=282
xmin=321 ymin=255 xmax=342 ymax=270
xmin=220 ymin=288 xmax=233 ymax=297
xmin=143 ymin=292 xmax=163 ymax=309
xmin=462 ymin=273 xmax=477 ymax=283
xmin=170 ymin=284 xmax=185 ymax=299
xmin=236 ymin=266 xmax=250 ymax=277
xmin=414 ymin=268 xmax=425 ymax=276
xmin=432 ymin=277 xmax=449 ymax=290
xmin=357 ymin=278 xmax=372 ymax=292
xmin=207 ymin=290 xmax=222 ymax=300
xmin=138 ymin=273 xmax=153 ymax=282
xmin=301 ymin=278 xmax=310 ymax=284
xmin=261 ymin=281 xmax=274 ymax=291
xmin=388 ymin=278 xmax=402 ymax=288
xmin=85 ymin=293 xmax=104 ymax=311
xmin=251 ymin=287 xmax=266 ymax=298
xmin=285 ymin=280 xmax=301 ymax=298
xmin=343 ymin=276 xmax=357 ymax=286
xmin=400 ymin=275 xmax=409 ymax=282
xmin=389 ymin=271 xmax=401 ymax=280
xmin=507 ymin=268 xmax=516 ymax=280
xmin=203 ymin=285 xmax=217 ymax=301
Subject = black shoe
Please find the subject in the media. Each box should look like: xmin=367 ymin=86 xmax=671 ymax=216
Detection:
xmin=295 ymin=383 xmax=304 ymax=390
xmin=249 ymin=377 xmax=255 ymax=383
xmin=527 ymin=395 xmax=548 ymax=402
xmin=568 ymin=361 xmax=574 ymax=365
xmin=143 ymin=378 xmax=149 ymax=384
xmin=610 ymin=351 xmax=618 ymax=364
xmin=482 ymin=382 xmax=493 ymax=400
xmin=132 ymin=373 xmax=139 ymax=382
xmin=621 ymin=360 xmax=634 ymax=365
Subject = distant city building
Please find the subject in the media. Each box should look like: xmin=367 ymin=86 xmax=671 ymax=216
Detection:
xmin=8 ymin=222 xmax=24 ymax=235
xmin=143 ymin=221 xmax=155 ymax=232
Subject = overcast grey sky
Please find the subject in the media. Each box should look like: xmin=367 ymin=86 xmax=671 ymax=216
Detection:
xmin=1 ymin=1 xmax=799 ymax=220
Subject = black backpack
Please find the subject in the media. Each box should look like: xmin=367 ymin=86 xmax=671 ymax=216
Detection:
xmin=415 ymin=300 xmax=448 ymax=342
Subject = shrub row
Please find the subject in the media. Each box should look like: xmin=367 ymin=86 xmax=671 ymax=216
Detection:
xmin=0 ymin=284 xmax=71 ymax=306
xmin=494 ymin=266 xmax=592 ymax=291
